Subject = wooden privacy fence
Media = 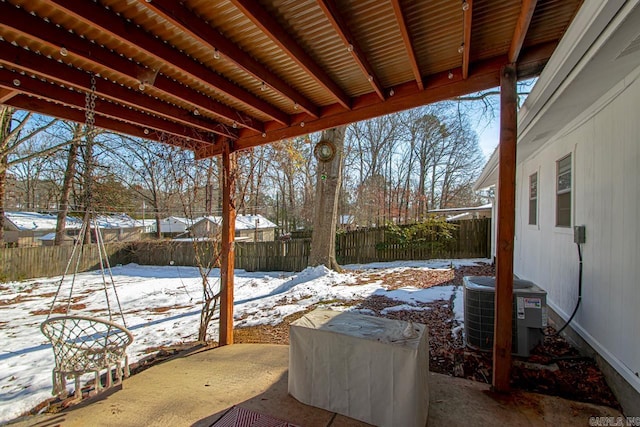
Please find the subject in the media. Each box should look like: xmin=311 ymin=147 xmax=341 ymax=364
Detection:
xmin=126 ymin=241 xmax=220 ymax=267
xmin=0 ymin=243 xmax=131 ymax=282
xmin=235 ymin=239 xmax=310 ymax=272
xmin=335 ymin=218 xmax=491 ymax=265
xmin=0 ymin=219 xmax=491 ymax=280
xmin=126 ymin=240 xmax=311 ymax=272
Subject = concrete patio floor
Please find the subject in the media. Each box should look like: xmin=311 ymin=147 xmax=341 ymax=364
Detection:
xmin=10 ymin=344 xmax=622 ymax=427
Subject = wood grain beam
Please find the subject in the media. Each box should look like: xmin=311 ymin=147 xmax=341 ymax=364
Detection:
xmin=0 ymin=3 xmax=262 ymax=133
xmin=196 ymin=42 xmax=554 ymax=158
xmin=139 ymin=0 xmax=319 ymax=118
xmin=391 ymin=0 xmax=423 ymax=90
xmin=231 ymin=0 xmax=352 ymax=110
xmin=0 ymin=87 xmax=17 ymax=104
xmin=493 ymin=63 xmax=517 ymax=392
xmin=219 ymin=140 xmax=236 ymax=346
xmin=0 ymin=69 xmax=214 ymax=144
xmin=462 ymin=0 xmax=473 ymax=79
xmin=42 ymin=0 xmax=289 ymax=125
xmin=6 ymin=94 xmax=207 ymax=150
xmin=0 ymin=42 xmax=236 ymax=139
xmin=317 ymin=0 xmax=385 ymax=100
xmin=508 ymin=0 xmax=538 ymax=63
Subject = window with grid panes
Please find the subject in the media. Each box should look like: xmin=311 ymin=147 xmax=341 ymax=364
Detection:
xmin=556 ymin=155 xmax=571 ymax=227
xmin=529 ymin=172 xmax=538 ymax=225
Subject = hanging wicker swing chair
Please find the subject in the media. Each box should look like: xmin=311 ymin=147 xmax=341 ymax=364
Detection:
xmin=40 ymin=215 xmax=133 ymax=400
xmin=41 ymin=74 xmax=133 ymax=401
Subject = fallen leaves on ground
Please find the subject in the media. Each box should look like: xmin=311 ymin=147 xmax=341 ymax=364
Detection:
xmin=233 ymin=262 xmax=620 ymax=410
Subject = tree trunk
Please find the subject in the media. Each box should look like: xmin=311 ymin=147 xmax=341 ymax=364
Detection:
xmin=0 ymin=107 xmax=12 ymax=244
xmin=55 ymin=125 xmax=81 ymax=245
xmin=0 ymin=157 xmax=6 ymax=244
xmin=308 ymin=127 xmax=345 ymax=271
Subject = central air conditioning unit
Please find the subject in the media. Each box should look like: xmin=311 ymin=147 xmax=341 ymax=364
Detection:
xmin=463 ymin=276 xmax=547 ymax=357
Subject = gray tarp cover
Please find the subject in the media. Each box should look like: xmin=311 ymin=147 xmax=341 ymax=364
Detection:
xmin=288 ymin=309 xmax=429 ymax=427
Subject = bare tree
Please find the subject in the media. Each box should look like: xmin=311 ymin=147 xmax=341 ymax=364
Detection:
xmin=0 ymin=107 xmax=59 ymax=243
xmin=55 ymin=123 xmax=83 ymax=245
xmin=235 ymin=146 xmax=270 ymax=215
xmin=105 ymin=136 xmax=188 ymax=238
xmin=265 ymin=137 xmax=314 ymax=232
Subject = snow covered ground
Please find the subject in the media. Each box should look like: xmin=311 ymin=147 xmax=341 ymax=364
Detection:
xmin=0 ymin=259 xmax=485 ymax=423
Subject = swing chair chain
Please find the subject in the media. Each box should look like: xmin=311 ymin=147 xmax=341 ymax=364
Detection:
xmin=84 ymin=73 xmax=97 ymax=138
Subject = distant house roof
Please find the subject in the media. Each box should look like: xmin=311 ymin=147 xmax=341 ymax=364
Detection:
xmin=4 ymin=211 xmax=148 ymax=232
xmin=159 ymin=216 xmax=202 ymax=233
xmin=161 ymin=216 xmax=193 ymax=225
xmin=446 ymin=212 xmax=471 ymax=221
xmin=428 ymin=204 xmax=492 ymax=222
xmin=428 ymin=204 xmax=492 ymax=214
xmin=93 ymin=213 xmax=145 ymax=229
xmin=3 ymin=212 xmax=82 ymax=231
xmin=190 ymin=214 xmax=277 ymax=231
xmin=196 ymin=216 xmax=222 ymax=227
xmin=173 ymin=235 xmax=251 ymax=242
xmin=235 ymin=214 xmax=277 ymax=230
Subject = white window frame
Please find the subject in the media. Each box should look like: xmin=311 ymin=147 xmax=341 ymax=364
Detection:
xmin=528 ymin=172 xmax=538 ymax=226
xmin=556 ymin=154 xmax=572 ymax=228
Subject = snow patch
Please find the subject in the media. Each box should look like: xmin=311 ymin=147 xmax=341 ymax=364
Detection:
xmin=0 ymin=259 xmax=479 ymax=423
xmin=381 ymin=304 xmax=431 ymax=314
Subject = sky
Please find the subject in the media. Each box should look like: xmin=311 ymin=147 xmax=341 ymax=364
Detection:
xmin=0 ymin=259 xmax=486 ymax=424
xmin=471 ymin=78 xmax=537 ymax=160
xmin=477 ymin=118 xmax=499 ymax=160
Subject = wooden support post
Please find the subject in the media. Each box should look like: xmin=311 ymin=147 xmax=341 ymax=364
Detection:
xmin=492 ymin=63 xmax=517 ymax=392
xmin=219 ymin=140 xmax=236 ymax=346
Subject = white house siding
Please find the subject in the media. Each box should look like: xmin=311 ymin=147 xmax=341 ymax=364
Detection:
xmin=514 ymin=71 xmax=640 ymax=393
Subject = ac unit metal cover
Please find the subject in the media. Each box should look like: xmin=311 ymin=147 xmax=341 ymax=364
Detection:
xmin=463 ymin=276 xmax=547 ymax=357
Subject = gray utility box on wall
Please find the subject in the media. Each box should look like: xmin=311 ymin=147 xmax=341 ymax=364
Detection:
xmin=463 ymin=276 xmax=548 ymax=357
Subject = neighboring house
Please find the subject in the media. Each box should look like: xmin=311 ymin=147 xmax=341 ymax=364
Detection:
xmin=189 ymin=216 xmax=222 ymax=239
xmin=2 ymin=212 xmax=82 ymax=247
xmin=2 ymin=212 xmax=147 ymax=246
xmin=189 ymin=214 xmax=277 ymax=242
xmin=235 ymin=214 xmax=277 ymax=242
xmin=93 ymin=214 xmax=148 ymax=243
xmin=159 ymin=216 xmax=195 ymax=236
xmin=474 ymin=1 xmax=640 ymax=414
xmin=135 ymin=219 xmax=157 ymax=234
xmin=428 ymin=203 xmax=492 ymax=221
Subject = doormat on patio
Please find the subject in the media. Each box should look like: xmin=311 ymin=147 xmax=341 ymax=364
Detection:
xmin=212 ymin=406 xmax=299 ymax=427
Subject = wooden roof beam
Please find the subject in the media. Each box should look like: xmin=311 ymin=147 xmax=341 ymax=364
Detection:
xmin=0 ymin=3 xmax=262 ymax=133
xmin=509 ymin=0 xmax=538 ymax=63
xmin=6 ymin=94 xmax=207 ymax=151
xmin=0 ymin=87 xmax=17 ymax=104
xmin=231 ymin=0 xmax=352 ymax=110
xmin=195 ymin=42 xmax=555 ymax=158
xmin=390 ymin=0 xmax=423 ymax=90
xmin=139 ymin=0 xmax=320 ymax=118
xmin=317 ymin=0 xmax=385 ymax=100
xmin=462 ymin=0 xmax=473 ymax=79
xmin=40 ymin=0 xmax=289 ymax=125
xmin=0 ymin=42 xmax=237 ymax=139
xmin=0 ymin=69 xmax=215 ymax=144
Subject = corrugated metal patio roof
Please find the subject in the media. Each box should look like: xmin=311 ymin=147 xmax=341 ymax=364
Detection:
xmin=0 ymin=0 xmax=582 ymax=157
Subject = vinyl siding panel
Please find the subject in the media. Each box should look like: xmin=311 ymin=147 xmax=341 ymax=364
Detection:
xmin=514 ymin=71 xmax=640 ymax=391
